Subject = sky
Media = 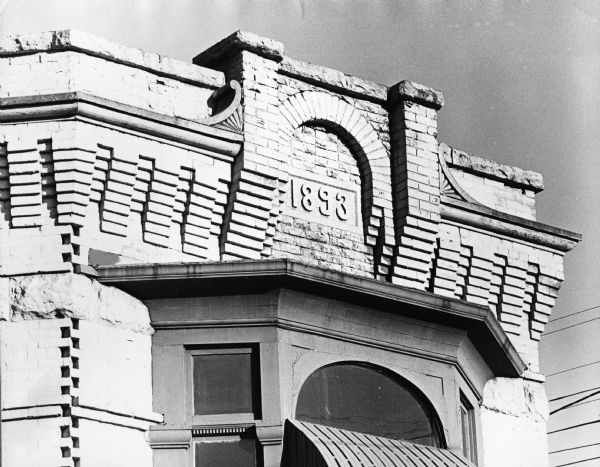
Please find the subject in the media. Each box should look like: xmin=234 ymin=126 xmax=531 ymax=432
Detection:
xmin=2 ymin=0 xmax=599 ymax=461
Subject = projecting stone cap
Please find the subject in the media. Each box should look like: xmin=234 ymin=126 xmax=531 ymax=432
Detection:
xmin=441 ymin=143 xmax=545 ymax=192
xmin=481 ymin=377 xmax=549 ymax=422
xmin=280 ymin=57 xmax=388 ymax=102
xmin=0 ymin=29 xmax=225 ymax=88
xmin=388 ymin=80 xmax=444 ymax=109
xmin=9 ymin=273 xmax=153 ymax=335
xmin=193 ymin=30 xmax=284 ymax=67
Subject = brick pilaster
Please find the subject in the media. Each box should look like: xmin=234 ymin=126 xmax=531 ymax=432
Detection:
xmin=194 ymin=32 xmax=285 ymax=260
xmin=388 ymin=81 xmax=444 ymax=289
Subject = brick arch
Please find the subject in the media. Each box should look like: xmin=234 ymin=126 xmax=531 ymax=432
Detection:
xmin=279 ymin=91 xmax=394 ymax=279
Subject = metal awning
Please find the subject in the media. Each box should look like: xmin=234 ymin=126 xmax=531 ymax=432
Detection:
xmin=282 ymin=419 xmax=475 ymax=467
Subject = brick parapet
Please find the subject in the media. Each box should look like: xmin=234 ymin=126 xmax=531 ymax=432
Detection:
xmin=1 ymin=30 xmax=224 ymax=89
xmin=440 ymin=144 xmax=544 ymax=192
xmin=440 ymin=144 xmax=541 ymax=220
xmin=0 ymin=30 xmax=581 ymax=374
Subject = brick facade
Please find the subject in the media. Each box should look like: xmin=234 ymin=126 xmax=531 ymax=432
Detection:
xmin=0 ymin=29 xmax=580 ymax=466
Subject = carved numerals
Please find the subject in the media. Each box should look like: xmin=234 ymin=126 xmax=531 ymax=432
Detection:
xmin=290 ymin=178 xmax=357 ymax=226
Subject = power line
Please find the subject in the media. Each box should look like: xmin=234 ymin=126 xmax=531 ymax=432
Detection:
xmin=559 ymin=396 xmax=600 ymax=410
xmin=544 ymin=315 xmax=600 ymax=336
xmin=551 ymin=396 xmax=600 ymax=411
xmin=546 ymin=360 xmax=600 ymax=377
xmin=555 ymin=456 xmax=600 ymax=467
xmin=550 ymin=385 xmax=600 ymax=402
xmin=550 ymin=441 xmax=600 ymax=455
xmin=548 ymin=418 xmax=600 ymax=435
xmin=550 ymin=388 xmax=600 ymax=415
xmin=549 ymin=304 xmax=600 ymax=323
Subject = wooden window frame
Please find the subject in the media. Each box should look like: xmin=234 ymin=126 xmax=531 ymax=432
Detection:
xmin=185 ymin=345 xmax=262 ymax=426
xmin=459 ymin=392 xmax=478 ymax=465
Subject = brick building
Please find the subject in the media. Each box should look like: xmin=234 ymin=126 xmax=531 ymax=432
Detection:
xmin=0 ymin=30 xmax=580 ymax=466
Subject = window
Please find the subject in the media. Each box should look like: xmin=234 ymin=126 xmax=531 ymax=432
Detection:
xmin=193 ymin=427 xmax=258 ymax=467
xmin=192 ymin=350 xmax=254 ymax=416
xmin=187 ymin=346 xmax=261 ymax=467
xmin=295 ymin=362 xmax=444 ymax=447
xmin=194 ymin=437 xmax=255 ymax=467
xmin=460 ymin=393 xmax=477 ymax=465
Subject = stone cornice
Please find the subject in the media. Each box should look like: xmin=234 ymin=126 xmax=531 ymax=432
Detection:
xmin=0 ymin=92 xmax=243 ymax=160
xmin=0 ymin=30 xmax=224 ymax=89
xmin=193 ymin=30 xmax=285 ymax=67
xmin=442 ymin=200 xmax=581 ymax=252
xmin=96 ymin=259 xmax=526 ymax=378
xmin=279 ymin=57 xmax=388 ymax=104
xmin=388 ymin=80 xmax=445 ymax=110
xmin=440 ymin=143 xmax=544 ymax=193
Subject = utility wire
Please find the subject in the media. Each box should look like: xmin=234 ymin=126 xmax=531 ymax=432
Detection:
xmin=550 ymin=388 xmax=600 ymax=415
xmin=544 ymin=315 xmax=600 ymax=336
xmin=546 ymin=360 xmax=600 ymax=377
xmin=551 ymin=396 xmax=600 ymax=411
xmin=550 ymin=385 xmax=600 ymax=402
xmin=549 ymin=304 xmax=600 ymax=323
xmin=550 ymin=441 xmax=600 ymax=455
xmin=555 ymin=456 xmax=600 ymax=467
xmin=560 ymin=395 xmax=600 ymax=409
xmin=548 ymin=418 xmax=600 ymax=435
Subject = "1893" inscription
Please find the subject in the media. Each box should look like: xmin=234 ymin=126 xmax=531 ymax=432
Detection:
xmin=290 ymin=178 xmax=357 ymax=225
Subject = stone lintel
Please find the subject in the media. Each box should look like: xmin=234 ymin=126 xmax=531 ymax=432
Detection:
xmin=279 ymin=57 xmax=388 ymax=103
xmin=0 ymin=29 xmax=225 ymax=89
xmin=388 ymin=80 xmax=444 ymax=110
xmin=193 ymin=30 xmax=285 ymax=67
xmin=441 ymin=143 xmax=545 ymax=193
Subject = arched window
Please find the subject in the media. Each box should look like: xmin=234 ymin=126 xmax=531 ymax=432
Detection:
xmin=295 ymin=362 xmax=444 ymax=447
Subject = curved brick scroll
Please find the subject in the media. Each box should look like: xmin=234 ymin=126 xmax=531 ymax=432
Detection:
xmin=438 ymin=144 xmax=480 ymax=205
xmin=198 ymin=80 xmax=243 ymax=134
xmin=279 ymin=91 xmax=395 ymax=278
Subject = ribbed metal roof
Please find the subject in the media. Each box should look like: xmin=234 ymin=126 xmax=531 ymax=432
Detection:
xmin=283 ymin=419 xmax=476 ymax=467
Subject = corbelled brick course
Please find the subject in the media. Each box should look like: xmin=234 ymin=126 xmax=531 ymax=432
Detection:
xmin=0 ymin=29 xmax=580 ymax=367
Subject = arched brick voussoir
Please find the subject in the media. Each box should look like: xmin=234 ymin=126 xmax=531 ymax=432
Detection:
xmin=279 ymin=90 xmax=395 ymax=278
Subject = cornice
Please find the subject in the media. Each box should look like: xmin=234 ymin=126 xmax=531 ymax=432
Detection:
xmin=0 ymin=91 xmax=243 ymax=160
xmin=441 ymin=200 xmax=581 ymax=252
xmin=96 ymin=259 xmax=526 ymax=378
xmin=1 ymin=30 xmax=224 ymax=89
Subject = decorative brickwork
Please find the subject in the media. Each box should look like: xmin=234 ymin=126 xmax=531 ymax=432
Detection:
xmin=59 ymin=318 xmax=81 ymax=467
xmin=0 ymin=27 xmax=581 ymax=454
xmin=278 ymin=90 xmax=394 ymax=278
xmin=388 ymin=82 xmax=443 ymax=289
xmin=218 ymin=50 xmax=285 ymax=260
xmin=0 ymin=29 xmax=583 ymax=467
xmin=0 ymin=30 xmax=580 ymax=368
xmin=6 ymin=137 xmax=44 ymax=227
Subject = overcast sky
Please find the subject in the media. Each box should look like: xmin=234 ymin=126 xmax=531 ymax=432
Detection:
xmin=2 ymin=0 xmax=599 ymax=457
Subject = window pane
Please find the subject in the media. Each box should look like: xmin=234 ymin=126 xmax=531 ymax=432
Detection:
xmin=193 ymin=353 xmax=253 ymax=415
xmin=194 ymin=439 xmax=255 ymax=467
xmin=460 ymin=406 xmax=470 ymax=458
xmin=296 ymin=363 xmax=442 ymax=446
xmin=460 ymin=397 xmax=477 ymax=464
